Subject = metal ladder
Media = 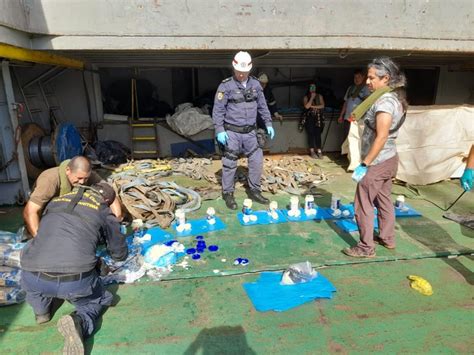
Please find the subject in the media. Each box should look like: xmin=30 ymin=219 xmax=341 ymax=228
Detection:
xmin=129 ymin=78 xmax=159 ymax=159
xmin=12 ymin=67 xmax=65 ymax=129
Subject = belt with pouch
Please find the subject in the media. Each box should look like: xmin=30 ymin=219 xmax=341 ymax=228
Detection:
xmin=224 ymin=123 xmax=256 ymax=134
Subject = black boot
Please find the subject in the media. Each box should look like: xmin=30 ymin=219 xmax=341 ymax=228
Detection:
xmin=248 ymin=189 xmax=270 ymax=204
xmin=58 ymin=313 xmax=84 ymax=355
xmin=223 ymin=193 xmax=238 ymax=210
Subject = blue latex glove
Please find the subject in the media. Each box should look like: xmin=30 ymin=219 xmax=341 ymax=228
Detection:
xmin=266 ymin=126 xmax=275 ymax=140
xmin=217 ymin=131 xmax=229 ymax=145
xmin=460 ymin=168 xmax=473 ymax=191
xmin=352 ymin=164 xmax=368 ymax=183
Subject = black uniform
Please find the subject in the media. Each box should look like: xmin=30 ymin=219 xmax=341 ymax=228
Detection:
xmin=21 ymin=187 xmax=127 ymax=337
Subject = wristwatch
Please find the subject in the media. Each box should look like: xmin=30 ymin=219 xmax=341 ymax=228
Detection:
xmin=361 ymin=162 xmax=367 ymax=167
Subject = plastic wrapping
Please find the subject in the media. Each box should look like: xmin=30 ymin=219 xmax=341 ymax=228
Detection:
xmin=0 ymin=243 xmax=25 ymax=268
xmin=0 ymin=227 xmax=24 ymax=244
xmin=143 ymin=242 xmax=185 ymax=268
xmin=0 ymin=266 xmax=21 ymax=287
xmin=281 ymin=261 xmax=318 ymax=285
xmin=0 ymin=287 xmax=26 ymax=306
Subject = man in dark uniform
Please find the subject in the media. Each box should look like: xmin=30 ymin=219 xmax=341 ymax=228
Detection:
xmin=212 ymin=51 xmax=275 ymax=210
xmin=21 ymin=182 xmax=128 ymax=354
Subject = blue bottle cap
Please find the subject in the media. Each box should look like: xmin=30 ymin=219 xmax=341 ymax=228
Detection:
xmin=186 ymin=248 xmax=196 ymax=254
xmin=197 ymin=248 xmax=205 ymax=253
xmin=233 ymin=258 xmax=241 ymax=265
xmin=164 ymin=240 xmax=177 ymax=246
xmin=196 ymin=235 xmax=204 ymax=240
xmin=192 ymin=253 xmax=201 ymax=260
xmin=208 ymin=245 xmax=219 ymax=252
xmin=196 ymin=241 xmax=207 ymax=247
xmin=240 ymin=258 xmax=249 ymax=265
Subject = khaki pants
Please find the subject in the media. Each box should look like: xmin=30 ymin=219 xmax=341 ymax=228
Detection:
xmin=354 ymin=155 xmax=399 ymax=252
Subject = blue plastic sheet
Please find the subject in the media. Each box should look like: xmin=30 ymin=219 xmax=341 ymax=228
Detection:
xmin=172 ymin=217 xmax=226 ymax=237
xmin=394 ymin=204 xmax=422 ymax=217
xmin=237 ymin=210 xmax=287 ymax=226
xmin=335 ymin=218 xmax=379 ymax=233
xmin=334 ymin=204 xmax=422 ymax=233
xmin=55 ymin=123 xmax=82 ymax=162
xmin=135 ymin=227 xmax=174 ymax=254
xmin=243 ymin=271 xmax=336 ymax=312
xmin=318 ymin=204 xmax=355 ymax=220
xmin=143 ymin=246 xmax=185 ymax=268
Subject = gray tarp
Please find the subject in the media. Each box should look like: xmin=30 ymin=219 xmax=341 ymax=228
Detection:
xmin=166 ymin=103 xmax=214 ymax=137
xmin=343 ymin=105 xmax=474 ymax=185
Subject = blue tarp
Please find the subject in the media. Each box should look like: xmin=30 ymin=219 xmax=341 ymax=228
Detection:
xmin=55 ymin=123 xmax=82 ymax=162
xmin=243 ymin=271 xmax=336 ymax=312
xmin=334 ymin=204 xmax=422 ymax=233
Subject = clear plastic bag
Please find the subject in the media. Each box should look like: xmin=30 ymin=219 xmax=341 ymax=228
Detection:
xmin=281 ymin=261 xmax=318 ymax=285
xmin=0 ymin=227 xmax=24 ymax=244
xmin=0 ymin=287 xmax=26 ymax=306
xmin=0 ymin=266 xmax=21 ymax=287
xmin=0 ymin=243 xmax=25 ymax=268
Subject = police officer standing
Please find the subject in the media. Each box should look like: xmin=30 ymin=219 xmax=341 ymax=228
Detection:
xmin=212 ymin=51 xmax=275 ymax=210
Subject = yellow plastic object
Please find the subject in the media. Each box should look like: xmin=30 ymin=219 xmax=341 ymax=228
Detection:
xmin=407 ymin=275 xmax=433 ymax=296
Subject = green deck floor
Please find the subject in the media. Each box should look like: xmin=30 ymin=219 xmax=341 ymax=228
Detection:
xmin=1 ymin=155 xmax=473 ymax=354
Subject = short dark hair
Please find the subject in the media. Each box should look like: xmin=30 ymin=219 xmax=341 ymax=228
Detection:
xmin=354 ymin=68 xmax=365 ymax=76
xmin=91 ymin=182 xmax=116 ymax=205
xmin=68 ymin=156 xmax=92 ymax=173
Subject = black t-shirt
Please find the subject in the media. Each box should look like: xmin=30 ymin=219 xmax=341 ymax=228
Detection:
xmin=21 ymin=189 xmax=127 ymax=273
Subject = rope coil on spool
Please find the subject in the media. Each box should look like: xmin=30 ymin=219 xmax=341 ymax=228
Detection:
xmin=21 ymin=122 xmax=83 ymax=179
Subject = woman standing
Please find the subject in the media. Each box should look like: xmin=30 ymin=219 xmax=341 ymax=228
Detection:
xmin=343 ymin=57 xmax=408 ymax=258
xmin=302 ymin=83 xmax=325 ymax=159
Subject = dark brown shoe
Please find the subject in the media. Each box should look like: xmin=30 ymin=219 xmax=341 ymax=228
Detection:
xmin=35 ymin=312 xmax=51 ymax=324
xmin=342 ymin=246 xmax=376 ymax=258
xmin=374 ymin=236 xmax=396 ymax=249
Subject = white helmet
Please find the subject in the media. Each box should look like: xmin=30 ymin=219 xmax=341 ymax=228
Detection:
xmin=232 ymin=51 xmax=252 ymax=72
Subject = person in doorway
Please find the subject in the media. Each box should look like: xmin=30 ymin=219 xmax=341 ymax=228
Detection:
xmin=338 ymin=69 xmax=371 ymax=143
xmin=460 ymin=144 xmax=474 ymax=191
xmin=257 ymin=73 xmax=283 ymax=123
xmin=302 ymin=82 xmax=325 ymax=159
xmin=212 ymin=51 xmax=275 ymax=210
xmin=23 ymin=156 xmax=123 ymax=237
xmin=343 ymin=57 xmax=408 ymax=258
xmin=21 ymin=182 xmax=128 ymax=354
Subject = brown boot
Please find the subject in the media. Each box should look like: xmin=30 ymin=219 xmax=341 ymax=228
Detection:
xmin=374 ymin=236 xmax=396 ymax=249
xmin=342 ymin=246 xmax=376 ymax=258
